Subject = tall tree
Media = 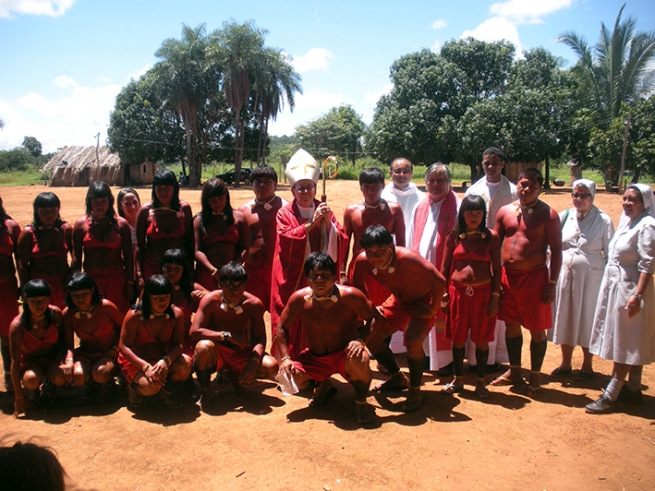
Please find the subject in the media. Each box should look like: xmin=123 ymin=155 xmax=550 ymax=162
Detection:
xmin=366 ymin=39 xmax=514 ymax=168
xmin=252 ymin=47 xmax=302 ymax=165
xmin=21 ymin=136 xmax=42 ymax=157
xmin=210 ymin=20 xmax=266 ymax=186
xmin=559 ymin=3 xmax=655 ymax=124
xmin=154 ymin=23 xmax=217 ymax=187
xmin=296 ymin=105 xmax=365 ymax=165
xmin=108 ymin=72 xmax=186 ymax=166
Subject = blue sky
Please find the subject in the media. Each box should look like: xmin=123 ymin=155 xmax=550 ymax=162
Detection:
xmin=1 ymin=0 xmax=654 ymax=153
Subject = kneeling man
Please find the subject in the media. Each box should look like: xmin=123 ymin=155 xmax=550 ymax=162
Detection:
xmin=190 ymin=262 xmax=277 ymax=410
xmin=276 ymin=252 xmax=380 ymax=424
xmin=352 ymin=225 xmax=446 ymax=411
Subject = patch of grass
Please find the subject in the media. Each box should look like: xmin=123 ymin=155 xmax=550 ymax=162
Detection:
xmin=0 ymin=168 xmax=48 ymax=186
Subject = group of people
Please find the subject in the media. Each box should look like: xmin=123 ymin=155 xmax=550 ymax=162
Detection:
xmin=3 ymin=147 xmax=654 ymax=424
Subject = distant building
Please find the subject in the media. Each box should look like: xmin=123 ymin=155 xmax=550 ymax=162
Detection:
xmin=41 ymin=146 xmax=156 ymax=187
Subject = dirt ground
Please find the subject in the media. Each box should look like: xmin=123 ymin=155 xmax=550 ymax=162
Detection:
xmin=1 ymin=180 xmax=655 ymax=491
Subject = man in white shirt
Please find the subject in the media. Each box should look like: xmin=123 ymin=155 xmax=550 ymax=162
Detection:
xmin=464 ymin=147 xmax=517 ymax=371
xmin=381 ymin=158 xmax=425 ymax=241
xmin=380 ymin=158 xmax=425 ymax=354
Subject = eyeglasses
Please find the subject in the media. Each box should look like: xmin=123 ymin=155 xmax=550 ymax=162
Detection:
xmin=572 ymin=193 xmax=591 ymax=199
xmin=294 ymin=185 xmax=315 ymax=193
xmin=392 ymin=169 xmax=411 ymax=175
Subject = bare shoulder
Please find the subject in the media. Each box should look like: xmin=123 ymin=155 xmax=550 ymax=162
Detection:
xmin=288 ymin=288 xmax=311 ymax=305
xmin=172 ymin=304 xmax=184 ymax=319
xmin=73 ymin=216 xmax=86 ymax=229
xmin=243 ymin=292 xmax=264 ymax=311
xmin=388 ymin=201 xmax=402 ymax=212
xmin=338 ymin=285 xmax=367 ymax=300
xmin=233 ymin=209 xmax=246 ymax=222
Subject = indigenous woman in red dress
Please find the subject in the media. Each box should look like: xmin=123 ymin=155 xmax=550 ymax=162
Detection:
xmin=63 ymin=272 xmax=124 ymax=401
xmin=136 ymin=170 xmax=193 ymax=284
xmin=9 ymin=279 xmax=70 ymax=418
xmin=17 ymin=192 xmax=72 ymax=310
xmin=72 ymin=182 xmax=134 ymax=313
xmin=194 ymin=178 xmax=249 ymax=291
xmin=0 ymin=197 xmax=21 ymax=392
xmin=118 ymin=274 xmax=191 ymax=409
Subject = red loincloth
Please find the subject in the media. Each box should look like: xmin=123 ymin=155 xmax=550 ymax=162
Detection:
xmin=498 ymin=265 xmax=552 ymax=331
xmin=292 ymin=348 xmax=348 ymax=382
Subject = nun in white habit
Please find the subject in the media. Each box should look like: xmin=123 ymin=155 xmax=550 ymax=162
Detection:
xmin=550 ymin=179 xmax=615 ymax=379
xmin=586 ymin=183 xmax=655 ymax=413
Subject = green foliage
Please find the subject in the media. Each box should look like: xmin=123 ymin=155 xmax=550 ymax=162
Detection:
xmin=296 ymin=105 xmax=366 ymax=165
xmin=21 ymin=136 xmax=42 ymax=157
xmin=366 ymin=39 xmax=515 ymax=167
xmin=559 ymin=3 xmax=655 ymax=123
xmin=107 ymin=21 xmax=301 ymax=186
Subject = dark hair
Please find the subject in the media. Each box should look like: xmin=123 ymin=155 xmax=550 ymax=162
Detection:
xmin=137 ymin=274 xmax=174 ymax=320
xmin=626 ymin=185 xmax=645 ymax=204
xmin=0 ymin=440 xmax=66 ymax=491
xmin=20 ymin=279 xmax=53 ymax=327
xmin=152 ymin=169 xmax=180 ymax=210
xmin=390 ymin=157 xmax=412 ymax=170
xmin=359 ymin=167 xmax=384 ymax=186
xmin=250 ymin=165 xmax=278 ymax=182
xmin=161 ymin=248 xmax=193 ymax=298
xmin=518 ymin=167 xmax=544 ymax=186
xmin=200 ymin=178 xmax=234 ymax=228
xmin=425 ymin=162 xmax=451 ymax=184
xmin=454 ymin=195 xmax=489 ymax=241
xmin=65 ymin=272 xmax=103 ymax=309
xmin=32 ymin=192 xmax=64 ymax=229
xmin=116 ymin=187 xmax=141 ymax=219
xmin=483 ymin=147 xmax=505 ymax=161
xmin=303 ymin=252 xmax=336 ymax=276
xmin=360 ymin=225 xmax=394 ymax=248
xmin=218 ymin=261 xmax=248 ymax=283
xmin=85 ymin=181 xmax=117 ymax=223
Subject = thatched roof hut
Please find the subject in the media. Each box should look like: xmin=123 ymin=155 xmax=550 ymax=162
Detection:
xmin=41 ymin=146 xmax=124 ymax=187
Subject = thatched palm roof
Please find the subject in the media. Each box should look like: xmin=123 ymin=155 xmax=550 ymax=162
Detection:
xmin=41 ymin=146 xmax=123 ymax=186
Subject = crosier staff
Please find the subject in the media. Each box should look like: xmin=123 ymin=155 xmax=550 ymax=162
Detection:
xmin=321 ymin=156 xmax=339 ymax=203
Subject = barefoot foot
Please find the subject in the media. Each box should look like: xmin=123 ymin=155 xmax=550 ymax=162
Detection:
xmin=402 ymin=387 xmax=422 ymax=412
xmin=355 ymin=400 xmax=375 ymax=424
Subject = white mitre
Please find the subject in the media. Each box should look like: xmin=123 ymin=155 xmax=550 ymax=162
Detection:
xmin=285 ymin=149 xmax=320 ymax=186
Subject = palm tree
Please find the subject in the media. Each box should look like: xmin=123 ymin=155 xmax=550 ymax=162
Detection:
xmin=253 ymin=48 xmax=302 ymax=164
xmin=209 ymin=21 xmax=267 ymax=185
xmin=154 ymin=23 xmax=212 ymax=187
xmin=559 ymin=3 xmax=655 ymax=124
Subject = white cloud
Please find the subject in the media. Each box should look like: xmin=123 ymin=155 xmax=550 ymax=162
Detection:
xmin=127 ymin=63 xmax=151 ymax=82
xmin=461 ymin=16 xmax=523 ymax=54
xmin=365 ymin=83 xmax=393 ymax=105
xmin=430 ymin=19 xmax=448 ymax=30
xmin=490 ymin=0 xmax=573 ymax=24
xmin=0 ymin=82 xmax=122 ymax=153
xmin=0 ymin=0 xmax=76 ymax=18
xmin=290 ymin=48 xmax=334 ymax=73
xmin=431 ymin=39 xmax=442 ymax=53
xmin=52 ymin=75 xmax=77 ymax=88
